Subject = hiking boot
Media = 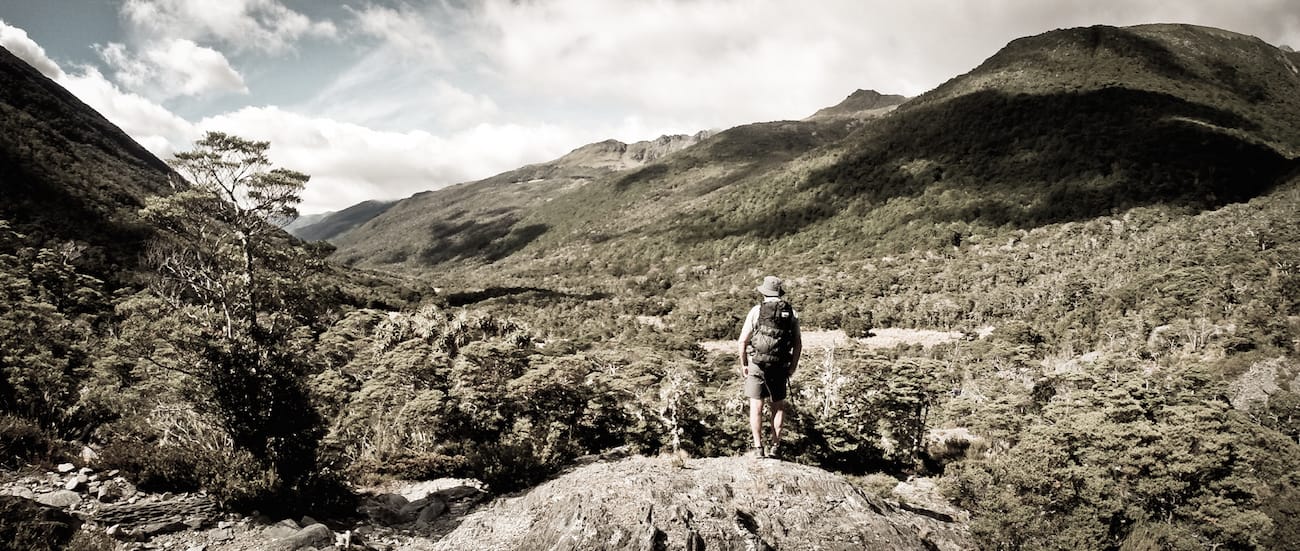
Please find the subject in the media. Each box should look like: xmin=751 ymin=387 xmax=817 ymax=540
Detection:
xmin=767 ymin=441 xmax=781 ymax=459
xmin=746 ymin=446 xmax=765 ymax=458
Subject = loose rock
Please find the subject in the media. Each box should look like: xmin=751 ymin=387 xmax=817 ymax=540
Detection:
xmin=269 ymin=523 xmax=334 ymax=551
xmin=34 ymin=490 xmax=81 ymax=509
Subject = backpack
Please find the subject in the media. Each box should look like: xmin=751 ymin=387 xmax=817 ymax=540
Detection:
xmin=748 ymin=300 xmax=796 ymax=369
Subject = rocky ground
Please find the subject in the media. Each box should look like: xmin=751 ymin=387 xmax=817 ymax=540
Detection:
xmin=0 ymin=456 xmax=488 ymax=550
xmin=431 ymin=455 xmax=970 ymax=551
xmin=2 ymin=452 xmax=969 ymax=550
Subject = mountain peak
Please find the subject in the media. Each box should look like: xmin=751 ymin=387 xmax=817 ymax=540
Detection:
xmin=807 ymin=89 xmax=908 ymax=120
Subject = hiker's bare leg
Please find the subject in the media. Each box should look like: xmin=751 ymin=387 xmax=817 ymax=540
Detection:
xmin=771 ymin=399 xmax=787 ymax=443
xmin=749 ymin=398 xmax=765 ymax=449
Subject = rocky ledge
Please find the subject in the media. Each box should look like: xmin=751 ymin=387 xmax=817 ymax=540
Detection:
xmin=3 ymin=455 xmax=967 ymax=550
xmin=433 ymin=455 xmax=969 ymax=551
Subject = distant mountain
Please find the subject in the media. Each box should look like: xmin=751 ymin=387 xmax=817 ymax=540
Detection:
xmin=330 ymin=24 xmax=1298 ymax=279
xmin=288 ymin=200 xmax=396 ymax=243
xmin=331 ymin=131 xmax=713 ymax=267
xmin=283 ymin=211 xmax=332 ymax=233
xmin=0 ymin=45 xmax=175 ymax=278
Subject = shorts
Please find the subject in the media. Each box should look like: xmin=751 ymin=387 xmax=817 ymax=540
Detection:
xmin=744 ymin=368 xmax=789 ymax=401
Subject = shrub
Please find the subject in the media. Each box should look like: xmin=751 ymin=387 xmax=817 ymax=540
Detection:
xmin=921 ymin=437 xmax=971 ymax=474
xmin=855 ymin=472 xmax=901 ymax=500
xmin=0 ymin=495 xmax=81 ymax=551
xmin=0 ymin=414 xmax=64 ymax=468
xmin=99 ymin=440 xmax=203 ymax=493
xmin=66 ymin=530 xmax=115 ymax=551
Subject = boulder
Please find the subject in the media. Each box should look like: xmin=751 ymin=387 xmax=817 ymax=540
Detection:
xmin=262 ymin=518 xmax=302 ymax=540
xmin=133 ymin=519 xmax=187 ymax=538
xmin=433 ymin=456 xmax=971 ymax=550
xmin=269 ymin=523 xmax=334 ymax=551
xmin=34 ymin=490 xmax=81 ymax=509
xmin=56 ymin=463 xmax=76 ymax=474
xmin=415 ymin=498 xmax=448 ymax=525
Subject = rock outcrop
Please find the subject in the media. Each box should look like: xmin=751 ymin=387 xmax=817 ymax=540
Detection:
xmin=433 ymin=456 xmax=969 ymax=551
xmin=555 ymin=131 xmax=715 ymax=172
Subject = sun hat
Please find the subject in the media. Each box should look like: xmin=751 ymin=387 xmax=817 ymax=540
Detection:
xmin=756 ymin=275 xmax=785 ymax=297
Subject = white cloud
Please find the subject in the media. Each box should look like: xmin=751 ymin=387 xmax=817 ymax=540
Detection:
xmin=346 ymin=3 xmax=446 ymax=63
xmin=0 ymin=19 xmax=65 ymax=80
xmin=198 ymin=106 xmax=580 ymax=213
xmin=58 ymin=66 xmax=199 ymax=158
xmin=1 ymin=21 xmax=197 ymax=158
xmin=120 ymin=0 xmax=336 ymax=54
xmin=427 ymin=81 xmax=500 ymax=130
xmin=96 ymin=39 xmax=248 ymax=100
xmin=472 ymin=0 xmax=1300 ymax=130
xmin=475 ymin=0 xmax=895 ymax=126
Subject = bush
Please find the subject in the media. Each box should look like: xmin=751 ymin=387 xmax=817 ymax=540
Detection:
xmin=99 ymin=440 xmax=203 ymax=493
xmin=921 ymin=437 xmax=971 ymax=475
xmin=66 ymin=530 xmax=116 ymax=551
xmin=0 ymin=495 xmax=81 ymax=551
xmin=0 ymin=415 xmax=64 ymax=468
xmin=855 ymin=472 xmax=901 ymax=500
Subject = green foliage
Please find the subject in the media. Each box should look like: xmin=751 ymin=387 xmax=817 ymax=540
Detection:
xmin=91 ymin=133 xmax=359 ymax=514
xmin=1260 ymin=389 xmax=1300 ymax=443
xmin=197 ymin=332 xmax=323 ymax=490
xmin=786 ymin=349 xmax=951 ymax=472
xmin=0 ymin=221 xmax=108 ymax=436
xmin=0 ymin=495 xmax=82 ymax=551
xmin=99 ymin=439 xmax=204 ymax=493
xmin=0 ymin=414 xmax=65 ymax=468
xmin=325 ymin=305 xmax=622 ymax=492
xmin=943 ymin=365 xmax=1300 ymax=550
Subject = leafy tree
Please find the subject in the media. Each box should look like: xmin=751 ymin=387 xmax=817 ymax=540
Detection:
xmin=127 ymin=133 xmax=332 ymax=511
xmin=142 ymin=131 xmax=308 ymax=338
xmin=944 ymin=365 xmax=1300 ymax=550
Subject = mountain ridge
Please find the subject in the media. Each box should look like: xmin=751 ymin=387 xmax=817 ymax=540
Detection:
xmin=327 ymin=130 xmax=714 ymax=263
xmin=0 ymin=45 xmax=176 ymax=279
xmin=330 ymin=23 xmax=1300 ymax=279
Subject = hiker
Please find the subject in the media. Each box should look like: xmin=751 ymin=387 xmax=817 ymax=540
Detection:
xmin=738 ymin=275 xmax=802 ymax=458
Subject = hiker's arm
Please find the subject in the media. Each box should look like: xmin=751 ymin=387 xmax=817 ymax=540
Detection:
xmin=737 ymin=325 xmax=752 ymax=376
xmin=738 ymin=310 xmax=754 ymax=376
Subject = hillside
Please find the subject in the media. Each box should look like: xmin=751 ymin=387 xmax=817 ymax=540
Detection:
xmin=332 ymin=24 xmax=1298 ymax=285
xmin=330 ymin=131 xmax=712 ymax=266
xmin=0 ymin=45 xmax=175 ymax=278
xmin=288 ymin=200 xmax=396 ymax=242
xmin=319 ymin=27 xmax=1300 ymax=547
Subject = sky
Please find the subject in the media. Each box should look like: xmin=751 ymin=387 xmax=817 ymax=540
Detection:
xmin=2 ymin=1 xmax=1298 ymax=214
